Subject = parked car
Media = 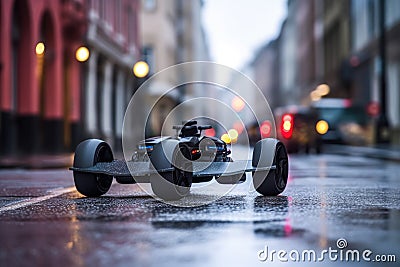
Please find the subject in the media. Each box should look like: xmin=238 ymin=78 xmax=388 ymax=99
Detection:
xmin=274 ymin=106 xmax=323 ymax=154
xmin=311 ymin=98 xmax=369 ymax=145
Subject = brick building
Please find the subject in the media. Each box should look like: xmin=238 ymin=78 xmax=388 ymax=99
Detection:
xmin=0 ymin=0 xmax=141 ymax=155
xmin=0 ymin=0 xmax=87 ymax=155
xmin=83 ymin=0 xmax=140 ymax=150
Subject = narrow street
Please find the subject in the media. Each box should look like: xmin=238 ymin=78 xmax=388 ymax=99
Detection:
xmin=0 ymin=150 xmax=399 ymax=266
xmin=1 ymin=1 xmax=400 ymax=266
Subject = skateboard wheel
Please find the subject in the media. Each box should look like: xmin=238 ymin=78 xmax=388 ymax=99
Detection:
xmin=252 ymin=138 xmax=288 ymax=196
xmin=150 ymin=140 xmax=192 ymax=200
xmin=73 ymin=139 xmax=114 ymax=197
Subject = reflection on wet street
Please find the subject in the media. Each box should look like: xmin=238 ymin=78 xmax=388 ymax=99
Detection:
xmin=0 ymin=153 xmax=399 ymax=266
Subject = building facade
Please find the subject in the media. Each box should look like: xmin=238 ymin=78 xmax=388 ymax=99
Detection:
xmin=0 ymin=0 xmax=86 ymax=155
xmin=249 ymin=1 xmax=300 ymax=118
xmin=349 ymin=0 xmax=400 ymax=143
xmin=139 ymin=0 xmax=210 ymax=137
xmin=295 ymin=0 xmax=317 ymax=102
xmin=251 ymin=40 xmax=280 ymax=110
xmin=251 ymin=0 xmax=400 ymax=144
xmin=0 ymin=0 xmax=141 ymax=156
xmin=320 ymin=0 xmax=351 ymax=99
xmin=84 ymin=0 xmax=140 ymax=150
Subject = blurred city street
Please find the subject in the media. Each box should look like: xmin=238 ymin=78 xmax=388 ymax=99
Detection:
xmin=0 ymin=147 xmax=399 ymax=266
xmin=1 ymin=0 xmax=400 ymax=266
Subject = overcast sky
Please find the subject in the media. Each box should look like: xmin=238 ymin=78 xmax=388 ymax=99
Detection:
xmin=202 ymin=0 xmax=287 ymax=70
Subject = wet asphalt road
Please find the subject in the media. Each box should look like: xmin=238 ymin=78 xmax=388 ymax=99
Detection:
xmin=0 ymin=151 xmax=399 ymax=267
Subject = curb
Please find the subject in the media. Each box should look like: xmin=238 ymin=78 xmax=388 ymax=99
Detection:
xmin=325 ymin=145 xmax=400 ymax=163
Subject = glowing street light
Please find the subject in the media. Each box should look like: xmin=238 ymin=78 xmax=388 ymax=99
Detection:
xmin=75 ymin=46 xmax=90 ymax=62
xmin=228 ymin=129 xmax=239 ymax=143
xmin=35 ymin=42 xmax=45 ymax=55
xmin=310 ymin=90 xmax=321 ymax=101
xmin=221 ymin=133 xmax=231 ymax=144
xmin=231 ymin=96 xmax=245 ymax=112
xmin=133 ymin=61 xmax=149 ymax=78
xmin=315 ymin=84 xmax=330 ymax=96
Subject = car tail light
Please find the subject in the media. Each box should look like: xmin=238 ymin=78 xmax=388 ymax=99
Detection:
xmin=281 ymin=114 xmax=293 ymax=139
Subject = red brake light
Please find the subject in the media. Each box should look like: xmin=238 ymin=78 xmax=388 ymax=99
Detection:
xmin=281 ymin=114 xmax=293 ymax=139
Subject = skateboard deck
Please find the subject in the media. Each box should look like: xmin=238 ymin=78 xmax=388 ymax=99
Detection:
xmin=70 ymin=159 xmax=276 ymax=178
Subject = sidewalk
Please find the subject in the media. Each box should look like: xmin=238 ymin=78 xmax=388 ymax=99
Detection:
xmin=0 ymin=151 xmax=125 ymax=169
xmin=325 ymin=144 xmax=400 ymax=162
xmin=0 ymin=154 xmax=74 ymax=169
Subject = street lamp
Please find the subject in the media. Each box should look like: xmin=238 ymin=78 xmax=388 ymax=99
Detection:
xmin=133 ymin=61 xmax=150 ymax=78
xmin=315 ymin=84 xmax=330 ymax=96
xmin=75 ymin=46 xmax=90 ymax=62
xmin=35 ymin=42 xmax=45 ymax=55
xmin=231 ymin=96 xmax=245 ymax=112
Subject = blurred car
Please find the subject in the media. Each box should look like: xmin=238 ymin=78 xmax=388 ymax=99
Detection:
xmin=275 ymin=106 xmax=323 ymax=154
xmin=311 ymin=98 xmax=369 ymax=145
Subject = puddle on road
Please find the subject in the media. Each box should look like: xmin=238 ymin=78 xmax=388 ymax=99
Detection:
xmin=0 ymin=197 xmax=29 ymax=208
xmin=340 ymin=207 xmax=400 ymax=230
xmin=253 ymin=222 xmax=306 ymax=238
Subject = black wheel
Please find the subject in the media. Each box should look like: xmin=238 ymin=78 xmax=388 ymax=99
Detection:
xmin=150 ymin=164 xmax=192 ymax=201
xmin=150 ymin=140 xmax=192 ymax=201
xmin=73 ymin=139 xmax=114 ymax=197
xmin=252 ymin=138 xmax=288 ymax=196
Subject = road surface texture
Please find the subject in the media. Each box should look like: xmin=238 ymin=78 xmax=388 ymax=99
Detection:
xmin=0 ymin=149 xmax=399 ymax=266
